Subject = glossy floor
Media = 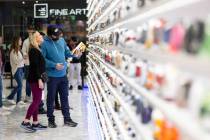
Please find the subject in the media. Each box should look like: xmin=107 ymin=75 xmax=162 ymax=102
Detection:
xmin=0 ymin=79 xmax=99 ymax=140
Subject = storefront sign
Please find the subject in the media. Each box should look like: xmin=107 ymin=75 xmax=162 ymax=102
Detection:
xmin=34 ymin=3 xmax=87 ymax=18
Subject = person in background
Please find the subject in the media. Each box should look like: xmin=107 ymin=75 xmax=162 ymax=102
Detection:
xmin=20 ymin=31 xmax=47 ymax=132
xmin=22 ymin=25 xmax=34 ymax=103
xmin=0 ymin=37 xmax=14 ymax=115
xmin=67 ymin=36 xmax=83 ymax=90
xmin=41 ymin=25 xmax=78 ymax=128
xmin=7 ymin=36 xmax=25 ymax=106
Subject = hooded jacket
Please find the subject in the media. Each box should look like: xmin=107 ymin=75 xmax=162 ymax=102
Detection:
xmin=41 ymin=36 xmax=74 ymax=77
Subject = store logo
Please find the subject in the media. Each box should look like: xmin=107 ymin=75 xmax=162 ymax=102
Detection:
xmin=34 ymin=3 xmax=48 ymax=18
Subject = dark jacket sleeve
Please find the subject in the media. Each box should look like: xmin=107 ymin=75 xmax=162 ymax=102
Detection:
xmin=29 ymin=48 xmax=41 ymax=79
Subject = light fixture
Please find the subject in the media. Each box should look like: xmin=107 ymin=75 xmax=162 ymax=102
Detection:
xmin=35 ymin=1 xmax=38 ymax=3
xmin=22 ymin=1 xmax=25 ymax=4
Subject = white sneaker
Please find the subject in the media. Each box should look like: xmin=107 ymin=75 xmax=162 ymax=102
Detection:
xmin=0 ymin=108 xmax=11 ymax=116
xmin=18 ymin=101 xmax=26 ymax=105
xmin=2 ymin=105 xmax=16 ymax=111
xmin=7 ymin=99 xmax=16 ymax=105
xmin=24 ymin=96 xmax=31 ymax=103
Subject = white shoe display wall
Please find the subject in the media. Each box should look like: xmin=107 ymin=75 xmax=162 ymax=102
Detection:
xmin=86 ymin=0 xmax=210 ymax=140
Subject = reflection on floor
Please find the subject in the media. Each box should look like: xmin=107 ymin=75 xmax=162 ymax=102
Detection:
xmin=0 ymin=79 xmax=100 ymax=140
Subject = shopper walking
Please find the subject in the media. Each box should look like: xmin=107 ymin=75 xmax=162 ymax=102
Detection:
xmin=41 ymin=25 xmax=78 ymax=128
xmin=20 ymin=31 xmax=47 ymax=132
xmin=22 ymin=25 xmax=34 ymax=103
xmin=0 ymin=37 xmax=14 ymax=115
xmin=67 ymin=36 xmax=83 ymax=90
xmin=7 ymin=36 xmax=25 ymax=106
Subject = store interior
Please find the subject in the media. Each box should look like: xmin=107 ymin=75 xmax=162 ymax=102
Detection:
xmin=0 ymin=0 xmax=210 ymax=140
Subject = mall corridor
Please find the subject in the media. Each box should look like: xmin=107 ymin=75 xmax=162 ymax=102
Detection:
xmin=0 ymin=80 xmax=99 ymax=140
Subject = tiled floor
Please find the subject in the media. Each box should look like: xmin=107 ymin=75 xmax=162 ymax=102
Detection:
xmin=0 ymin=79 xmax=97 ymax=140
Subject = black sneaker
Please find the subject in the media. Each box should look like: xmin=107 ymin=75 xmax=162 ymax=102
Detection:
xmin=48 ymin=119 xmax=57 ymax=128
xmin=64 ymin=119 xmax=78 ymax=127
xmin=78 ymin=85 xmax=83 ymax=90
xmin=69 ymin=85 xmax=73 ymax=90
xmin=55 ymin=105 xmax=61 ymax=110
xmin=20 ymin=122 xmax=36 ymax=133
xmin=39 ymin=109 xmax=47 ymax=114
xmin=32 ymin=123 xmax=47 ymax=130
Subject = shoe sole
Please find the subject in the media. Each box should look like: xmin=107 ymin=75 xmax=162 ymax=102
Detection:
xmin=48 ymin=125 xmax=57 ymax=128
xmin=64 ymin=124 xmax=78 ymax=127
xmin=20 ymin=125 xmax=36 ymax=133
xmin=33 ymin=127 xmax=47 ymax=130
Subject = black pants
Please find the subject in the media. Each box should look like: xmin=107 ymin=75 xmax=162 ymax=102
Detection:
xmin=55 ymin=90 xmax=60 ymax=107
xmin=47 ymin=76 xmax=70 ymax=121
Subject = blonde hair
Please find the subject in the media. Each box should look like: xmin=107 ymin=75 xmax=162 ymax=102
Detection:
xmin=29 ymin=31 xmax=40 ymax=50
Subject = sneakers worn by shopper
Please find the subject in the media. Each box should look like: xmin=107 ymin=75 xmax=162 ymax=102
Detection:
xmin=78 ymin=85 xmax=83 ymax=90
xmin=69 ymin=85 xmax=73 ymax=90
xmin=18 ymin=101 xmax=26 ymax=105
xmin=0 ymin=108 xmax=11 ymax=116
xmin=38 ymin=108 xmax=47 ymax=114
xmin=2 ymin=105 xmax=15 ymax=111
xmin=16 ymin=101 xmax=26 ymax=108
xmin=48 ymin=119 xmax=57 ymax=128
xmin=32 ymin=123 xmax=47 ymax=130
xmin=7 ymin=99 xmax=16 ymax=105
xmin=64 ymin=119 xmax=78 ymax=127
xmin=20 ymin=122 xmax=36 ymax=133
xmin=55 ymin=105 xmax=61 ymax=110
xmin=24 ymin=96 xmax=31 ymax=103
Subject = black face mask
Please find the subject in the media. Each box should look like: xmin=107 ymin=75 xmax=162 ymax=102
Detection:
xmin=51 ymin=35 xmax=59 ymax=41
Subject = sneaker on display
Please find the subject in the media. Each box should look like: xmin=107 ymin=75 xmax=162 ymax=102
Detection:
xmin=7 ymin=99 xmax=16 ymax=105
xmin=64 ymin=119 xmax=78 ymax=127
xmin=32 ymin=123 xmax=47 ymax=130
xmin=20 ymin=122 xmax=36 ymax=133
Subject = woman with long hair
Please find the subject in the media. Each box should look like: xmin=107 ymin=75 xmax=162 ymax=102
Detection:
xmin=7 ymin=36 xmax=25 ymax=106
xmin=20 ymin=31 xmax=47 ymax=132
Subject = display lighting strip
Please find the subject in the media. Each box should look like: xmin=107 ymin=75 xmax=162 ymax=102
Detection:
xmin=87 ymin=0 xmax=98 ymax=18
xmin=88 ymin=78 xmax=110 ymax=140
xmin=87 ymin=74 xmax=118 ymax=140
xmin=87 ymin=0 xmax=104 ymax=24
xmin=87 ymin=82 xmax=105 ymax=140
xmin=88 ymin=69 xmax=132 ymax=140
xmin=88 ymin=49 xmax=210 ymax=140
xmin=88 ymin=58 xmax=154 ymax=140
xmin=88 ymin=0 xmax=121 ymax=30
xmin=88 ymin=0 xmax=206 ymax=37
xmin=87 ymin=0 xmax=93 ymax=12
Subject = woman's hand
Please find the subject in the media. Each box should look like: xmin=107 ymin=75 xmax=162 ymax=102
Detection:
xmin=38 ymin=79 xmax=44 ymax=89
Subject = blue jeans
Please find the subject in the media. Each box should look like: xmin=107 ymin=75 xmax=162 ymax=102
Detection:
xmin=7 ymin=68 xmax=24 ymax=103
xmin=0 ymin=75 xmax=3 ymax=108
xmin=24 ymin=65 xmax=31 ymax=97
xmin=47 ymin=76 xmax=70 ymax=121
